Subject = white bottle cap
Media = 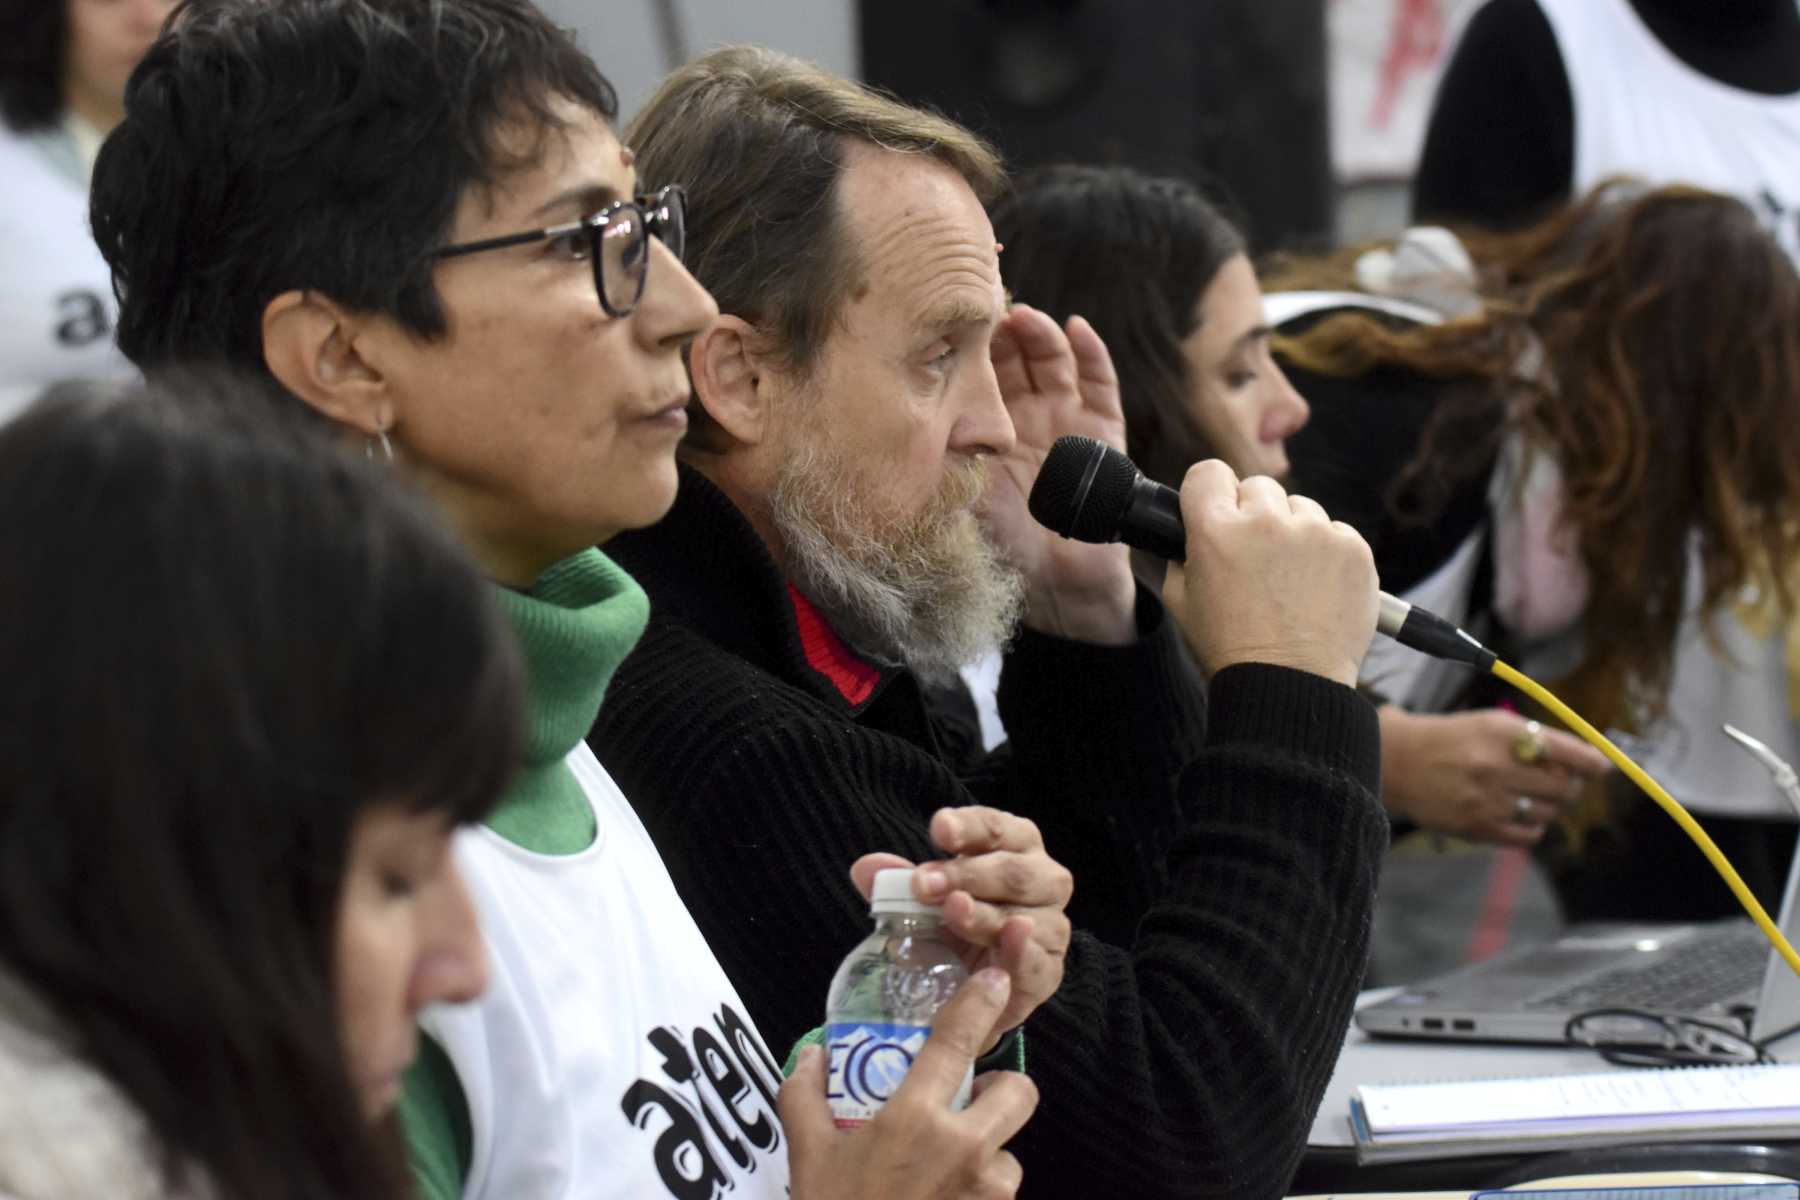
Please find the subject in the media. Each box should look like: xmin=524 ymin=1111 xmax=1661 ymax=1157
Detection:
xmin=870 ymin=867 xmax=934 ymax=916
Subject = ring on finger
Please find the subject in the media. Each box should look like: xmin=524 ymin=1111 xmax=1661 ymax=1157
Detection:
xmin=1512 ymin=719 xmax=1547 ymax=765
xmin=1514 ymin=795 xmax=1536 ymax=824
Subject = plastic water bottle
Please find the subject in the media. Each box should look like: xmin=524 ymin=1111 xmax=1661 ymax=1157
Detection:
xmin=825 ymin=868 xmax=971 ymax=1128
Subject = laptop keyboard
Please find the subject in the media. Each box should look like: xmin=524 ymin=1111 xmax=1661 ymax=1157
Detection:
xmin=1526 ymin=928 xmax=1768 ymax=1013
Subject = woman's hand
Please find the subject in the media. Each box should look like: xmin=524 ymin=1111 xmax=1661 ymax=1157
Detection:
xmin=781 ymin=969 xmax=1039 ymax=1200
xmin=1379 ymin=706 xmax=1611 ymax=845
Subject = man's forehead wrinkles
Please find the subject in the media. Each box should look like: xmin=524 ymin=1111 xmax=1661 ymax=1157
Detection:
xmin=858 ymin=203 xmax=995 ymax=273
xmin=837 ymin=173 xmax=1002 ymax=333
xmin=890 ymin=247 xmax=999 ymax=294
xmin=864 ymin=261 xmax=1002 ymax=334
xmin=860 ymin=232 xmax=1000 ymax=311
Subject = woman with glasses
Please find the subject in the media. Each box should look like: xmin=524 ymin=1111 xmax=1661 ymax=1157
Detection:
xmin=0 ymin=374 xmax=512 ymax=1199
xmin=0 ymin=0 xmax=174 ymax=418
xmin=90 ymin=2 xmax=1040 ymax=1198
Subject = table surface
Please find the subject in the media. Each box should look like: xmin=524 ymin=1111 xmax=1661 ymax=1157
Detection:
xmin=1290 ymin=1168 xmax=1795 ymax=1198
xmin=1310 ymin=990 xmax=1800 ymax=1150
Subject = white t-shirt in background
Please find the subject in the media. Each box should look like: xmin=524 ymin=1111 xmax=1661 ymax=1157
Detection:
xmin=1536 ymin=0 xmax=1800 ymax=258
xmin=0 ymin=119 xmax=133 ymax=422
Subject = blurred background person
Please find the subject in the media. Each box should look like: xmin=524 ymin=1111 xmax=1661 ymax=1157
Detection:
xmin=1415 ymin=0 xmax=1800 ymax=248
xmin=992 ymin=166 xmax=1309 ymax=502
xmin=1273 ymin=181 xmax=1800 ymax=924
xmin=0 ymin=375 xmax=514 ymax=1199
xmin=0 ymin=0 xmax=173 ymax=419
xmin=981 ymin=163 xmax=1607 ymax=849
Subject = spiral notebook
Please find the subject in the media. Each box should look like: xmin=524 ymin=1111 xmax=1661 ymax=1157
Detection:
xmin=1349 ymin=1062 xmax=1800 ymax=1164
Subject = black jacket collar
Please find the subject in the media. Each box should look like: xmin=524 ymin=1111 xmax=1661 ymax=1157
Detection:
xmin=605 ymin=463 xmax=902 ymax=717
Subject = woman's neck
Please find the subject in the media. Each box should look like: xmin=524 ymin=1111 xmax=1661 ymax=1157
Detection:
xmin=1628 ymin=0 xmax=1800 ymax=93
xmin=403 ymin=462 xmax=615 ymax=590
xmin=61 ymin=82 xmax=123 ymax=137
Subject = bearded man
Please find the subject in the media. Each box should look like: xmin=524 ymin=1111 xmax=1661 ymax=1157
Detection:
xmin=592 ymin=46 xmax=1390 ymax=1200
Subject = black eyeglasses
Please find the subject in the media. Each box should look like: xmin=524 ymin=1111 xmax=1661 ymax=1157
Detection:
xmin=1566 ymin=1008 xmax=1772 ymax=1068
xmin=430 ymin=184 xmax=687 ymax=319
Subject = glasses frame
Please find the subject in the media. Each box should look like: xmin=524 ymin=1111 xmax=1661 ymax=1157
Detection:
xmin=429 ymin=184 xmax=686 ymax=319
xmin=1565 ymin=1007 xmax=1773 ymax=1069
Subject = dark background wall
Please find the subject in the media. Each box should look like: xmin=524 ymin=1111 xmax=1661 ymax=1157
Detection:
xmin=860 ymin=0 xmax=1334 ymax=252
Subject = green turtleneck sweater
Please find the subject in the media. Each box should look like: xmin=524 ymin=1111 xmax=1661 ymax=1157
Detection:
xmin=400 ymin=548 xmax=649 ymax=1198
xmin=482 ymin=548 xmax=649 ymax=853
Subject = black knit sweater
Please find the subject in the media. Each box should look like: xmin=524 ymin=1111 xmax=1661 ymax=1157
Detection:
xmin=594 ymin=464 xmax=1389 ymax=1199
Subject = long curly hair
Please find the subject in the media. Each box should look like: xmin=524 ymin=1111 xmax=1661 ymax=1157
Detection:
xmin=1270 ymin=181 xmax=1800 ymax=734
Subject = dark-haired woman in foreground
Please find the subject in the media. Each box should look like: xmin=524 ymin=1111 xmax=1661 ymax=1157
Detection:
xmin=0 ymin=377 xmax=514 ymax=1198
xmin=1274 ymin=181 xmax=1800 ymax=919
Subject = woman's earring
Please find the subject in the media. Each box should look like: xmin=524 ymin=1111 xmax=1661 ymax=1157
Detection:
xmin=366 ymin=426 xmax=394 ymax=465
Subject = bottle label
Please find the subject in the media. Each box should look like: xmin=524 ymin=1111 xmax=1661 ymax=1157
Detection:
xmin=824 ymin=1021 xmax=972 ymax=1128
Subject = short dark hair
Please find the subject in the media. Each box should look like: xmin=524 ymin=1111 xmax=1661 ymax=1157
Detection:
xmin=0 ymin=0 xmax=65 ymax=132
xmin=0 ymin=372 xmax=522 ymax=1198
xmin=626 ymin=45 xmax=1004 ymax=418
xmin=91 ymin=0 xmax=617 ymax=378
xmin=992 ymin=164 xmax=1246 ymax=490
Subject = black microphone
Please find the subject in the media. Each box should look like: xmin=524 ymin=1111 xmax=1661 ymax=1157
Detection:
xmin=1026 ymin=435 xmax=1496 ymax=670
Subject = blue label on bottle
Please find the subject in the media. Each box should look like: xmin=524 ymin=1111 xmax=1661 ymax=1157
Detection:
xmin=824 ymin=1020 xmax=970 ymax=1126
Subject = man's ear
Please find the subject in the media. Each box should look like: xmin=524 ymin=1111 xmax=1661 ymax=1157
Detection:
xmin=261 ymin=290 xmax=395 ymax=437
xmin=688 ymin=314 xmax=778 ymax=447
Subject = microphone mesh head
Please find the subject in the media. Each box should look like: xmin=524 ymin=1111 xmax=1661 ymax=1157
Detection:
xmin=1027 ymin=436 xmax=1139 ymax=544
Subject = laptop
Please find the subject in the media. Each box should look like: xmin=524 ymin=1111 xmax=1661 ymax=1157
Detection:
xmin=1358 ymin=729 xmax=1800 ymax=1047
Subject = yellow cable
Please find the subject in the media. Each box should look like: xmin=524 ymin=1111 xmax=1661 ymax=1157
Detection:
xmin=1493 ymin=658 xmax=1800 ymax=983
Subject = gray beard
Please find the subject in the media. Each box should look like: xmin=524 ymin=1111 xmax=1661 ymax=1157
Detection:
xmin=769 ymin=440 xmax=1025 ymax=688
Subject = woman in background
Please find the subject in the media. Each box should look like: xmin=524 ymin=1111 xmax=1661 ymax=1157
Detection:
xmin=1274 ymin=180 xmax=1800 ymax=920
xmin=988 ymin=163 xmax=1607 ymax=845
xmin=993 ymin=165 xmax=1310 ymax=491
xmin=0 ymin=0 xmax=173 ymax=417
xmin=0 ymin=376 xmax=514 ymax=1198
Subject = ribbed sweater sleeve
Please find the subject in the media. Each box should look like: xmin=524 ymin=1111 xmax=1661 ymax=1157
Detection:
xmin=596 ymin=639 xmax=1385 ymax=1198
xmin=1023 ymin=663 xmax=1386 ymax=1197
xmin=963 ymin=585 xmax=1208 ymax=945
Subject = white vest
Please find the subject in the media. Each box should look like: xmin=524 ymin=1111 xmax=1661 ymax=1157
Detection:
xmin=1535 ymin=0 xmax=1800 ymax=258
xmin=0 ymin=126 xmax=132 ymax=422
xmin=422 ymin=743 xmax=792 ymax=1200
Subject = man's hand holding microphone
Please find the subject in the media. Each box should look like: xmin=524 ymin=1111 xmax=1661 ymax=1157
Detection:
xmin=1162 ymin=458 xmax=1379 ymax=687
